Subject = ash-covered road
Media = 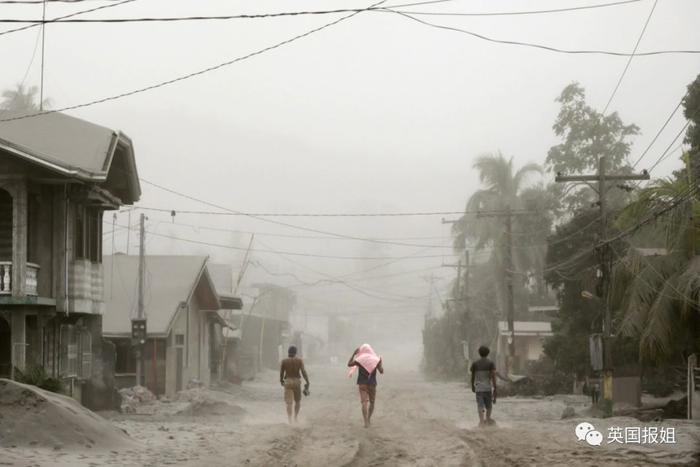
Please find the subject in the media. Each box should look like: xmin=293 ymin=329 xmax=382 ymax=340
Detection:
xmin=181 ymin=366 xmax=699 ymax=467
xmin=3 ymin=366 xmax=698 ymax=467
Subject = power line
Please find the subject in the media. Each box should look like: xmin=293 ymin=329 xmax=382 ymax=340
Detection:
xmin=128 ymin=205 xmax=468 ymax=217
xmin=647 ymin=122 xmax=690 ymax=172
xmin=543 ymin=184 xmax=699 ymax=277
xmin=390 ymin=9 xmax=700 ymax=57
xmin=253 ymin=238 xmax=426 ymax=303
xmin=602 ymin=184 xmax=699 ymax=247
xmin=601 ymin=0 xmax=657 ymax=114
xmin=0 ymin=0 xmax=126 ymax=3
xmin=630 ymin=119 xmax=689 ymax=191
xmin=135 ymin=177 xmax=475 ymax=250
xmin=17 ymin=23 xmax=42 ymax=88
xmin=0 ymin=6 xmax=398 ymax=23
xmin=0 ymin=0 xmax=643 ymax=22
xmin=631 ymin=96 xmax=684 ymax=168
xmin=393 ymin=0 xmax=643 ymax=17
xmin=106 ymin=220 xmax=451 ymax=242
xmin=0 ymin=0 xmax=136 ymax=37
xmin=39 ymin=0 xmax=47 ymax=111
xmin=120 ymin=223 xmax=452 ymax=260
xmin=125 ymin=216 xmax=456 ymax=249
xmin=0 ymin=0 xmax=384 ymax=121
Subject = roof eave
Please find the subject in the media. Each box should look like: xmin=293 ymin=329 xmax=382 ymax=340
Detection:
xmin=116 ymin=132 xmax=142 ymax=203
xmin=0 ymin=139 xmax=107 ymax=182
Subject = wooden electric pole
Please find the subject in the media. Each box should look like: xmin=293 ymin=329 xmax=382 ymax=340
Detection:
xmin=134 ymin=213 xmax=147 ymax=387
xmin=555 ymin=155 xmax=649 ymax=415
xmin=477 ymin=207 xmax=535 ymax=376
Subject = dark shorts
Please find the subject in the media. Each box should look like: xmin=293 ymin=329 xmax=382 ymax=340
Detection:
xmin=476 ymin=391 xmax=492 ymax=411
xmin=358 ymin=384 xmax=376 ymax=403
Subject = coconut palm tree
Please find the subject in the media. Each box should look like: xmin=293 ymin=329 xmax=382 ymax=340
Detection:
xmin=611 ymin=173 xmax=700 ymax=362
xmin=452 ymin=153 xmax=550 ymax=296
xmin=448 ymin=153 xmax=552 ymax=367
xmin=452 ymin=152 xmax=543 ymax=251
xmin=1 ymin=84 xmax=50 ymax=112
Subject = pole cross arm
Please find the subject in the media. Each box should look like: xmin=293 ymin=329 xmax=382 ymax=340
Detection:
xmin=556 ymin=170 xmax=649 ymax=183
xmin=476 ymin=210 xmax=538 ymax=218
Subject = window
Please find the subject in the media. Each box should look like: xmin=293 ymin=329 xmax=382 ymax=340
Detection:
xmin=80 ymin=331 xmax=92 ymax=378
xmin=60 ymin=325 xmax=93 ymax=379
xmin=74 ymin=207 xmax=102 ymax=262
xmin=74 ymin=208 xmax=85 ymax=260
xmin=114 ymin=339 xmax=136 ymax=374
xmin=175 ymin=334 xmax=185 ymax=346
xmin=86 ymin=209 xmax=102 ymax=262
xmin=60 ymin=325 xmax=78 ymax=377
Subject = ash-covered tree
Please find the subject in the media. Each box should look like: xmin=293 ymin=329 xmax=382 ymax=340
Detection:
xmin=1 ymin=84 xmax=50 ymax=113
xmin=610 ymin=73 xmax=700 ymax=365
xmin=546 ymin=82 xmax=639 ymax=212
xmin=542 ymin=83 xmax=640 ymax=383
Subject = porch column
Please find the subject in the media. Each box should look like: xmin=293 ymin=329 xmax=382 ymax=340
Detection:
xmin=12 ymin=182 xmax=27 ymax=298
xmin=11 ymin=310 xmax=26 ymax=375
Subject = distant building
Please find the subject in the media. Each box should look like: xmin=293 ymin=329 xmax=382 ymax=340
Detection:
xmin=206 ymin=263 xmax=244 ymax=382
xmin=228 ymin=284 xmax=295 ymax=377
xmin=496 ymin=305 xmax=556 ymax=374
xmin=102 ymin=255 xmax=233 ymax=396
xmin=0 ymin=112 xmax=140 ymax=408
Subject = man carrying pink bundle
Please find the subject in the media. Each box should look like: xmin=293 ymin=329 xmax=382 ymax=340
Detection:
xmin=347 ymin=344 xmax=384 ymax=428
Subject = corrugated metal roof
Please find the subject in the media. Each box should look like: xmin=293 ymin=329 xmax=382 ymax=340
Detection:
xmin=102 ymin=255 xmax=215 ymax=337
xmin=207 ymin=263 xmax=243 ymax=310
xmin=208 ymin=263 xmax=233 ymax=294
xmin=0 ymin=112 xmax=115 ymax=176
xmin=0 ymin=111 xmax=140 ymax=202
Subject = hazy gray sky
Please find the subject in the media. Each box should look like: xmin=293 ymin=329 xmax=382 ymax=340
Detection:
xmin=2 ymin=0 xmax=698 ymax=352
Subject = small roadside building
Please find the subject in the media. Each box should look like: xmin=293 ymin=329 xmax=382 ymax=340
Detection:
xmin=102 ymin=255 xmax=226 ymax=396
xmin=496 ymin=305 xmax=556 ymax=374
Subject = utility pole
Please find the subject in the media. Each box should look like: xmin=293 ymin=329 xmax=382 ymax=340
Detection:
xmin=426 ymin=274 xmax=434 ymax=318
xmin=555 ymin=155 xmax=649 ymax=415
xmin=477 ymin=207 xmax=534 ymax=376
xmin=133 ymin=213 xmax=147 ymax=387
xmin=39 ymin=0 xmax=47 ymax=111
xmin=444 ymin=251 xmax=471 ymax=361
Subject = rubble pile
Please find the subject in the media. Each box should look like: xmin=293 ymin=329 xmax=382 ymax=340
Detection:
xmin=174 ymin=388 xmax=246 ymax=418
xmin=118 ymin=385 xmax=156 ymax=414
xmin=0 ymin=378 xmax=134 ymax=449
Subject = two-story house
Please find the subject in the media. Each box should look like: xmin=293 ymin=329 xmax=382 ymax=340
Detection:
xmin=0 ymin=111 xmax=140 ymax=408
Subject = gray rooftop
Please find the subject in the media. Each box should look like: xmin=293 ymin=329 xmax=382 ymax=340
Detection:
xmin=0 ymin=111 xmax=140 ymax=203
xmin=102 ymin=255 xmax=219 ymax=337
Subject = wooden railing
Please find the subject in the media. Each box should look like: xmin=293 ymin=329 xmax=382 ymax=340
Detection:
xmin=26 ymin=262 xmax=39 ymax=296
xmin=0 ymin=262 xmax=10 ymax=294
xmin=0 ymin=261 xmax=40 ymax=296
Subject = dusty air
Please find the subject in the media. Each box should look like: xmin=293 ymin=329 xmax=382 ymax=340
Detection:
xmin=0 ymin=0 xmax=699 ymax=466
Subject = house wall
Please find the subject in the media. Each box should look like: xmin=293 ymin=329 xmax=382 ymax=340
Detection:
xmin=108 ymin=336 xmax=166 ymax=396
xmin=166 ymin=298 xmax=211 ymax=396
xmin=0 ymin=153 xmax=123 ymax=409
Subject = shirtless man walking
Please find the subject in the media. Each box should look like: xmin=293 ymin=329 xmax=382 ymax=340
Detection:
xmin=280 ymin=345 xmax=310 ymax=424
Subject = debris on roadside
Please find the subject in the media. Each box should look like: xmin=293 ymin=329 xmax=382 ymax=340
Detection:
xmin=118 ymin=386 xmax=156 ymax=414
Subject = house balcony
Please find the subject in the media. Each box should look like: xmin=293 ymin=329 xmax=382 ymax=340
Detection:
xmin=0 ymin=262 xmax=40 ymax=296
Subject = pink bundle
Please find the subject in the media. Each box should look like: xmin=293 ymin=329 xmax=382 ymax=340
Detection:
xmin=347 ymin=343 xmax=381 ymax=378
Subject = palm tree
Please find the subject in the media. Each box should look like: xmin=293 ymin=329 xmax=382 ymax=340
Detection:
xmin=611 ymin=173 xmax=700 ymax=362
xmin=448 ymin=153 xmax=550 ymax=365
xmin=452 ymin=152 xmax=543 ymax=251
xmin=1 ymin=84 xmax=50 ymax=113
